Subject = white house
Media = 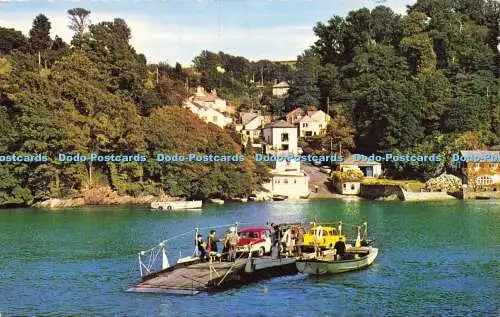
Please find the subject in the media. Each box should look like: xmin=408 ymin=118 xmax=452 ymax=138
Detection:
xmin=200 ymin=107 xmax=232 ymax=128
xmin=260 ymin=120 xmax=309 ymax=198
xmin=298 ymin=110 xmax=330 ymax=137
xmin=192 ymin=86 xmax=227 ymax=112
xmin=184 ymin=100 xmax=232 ymax=128
xmin=272 ymin=81 xmax=290 ymax=97
xmin=262 ymin=120 xmax=298 ymax=154
xmin=262 ymin=158 xmax=309 ymax=198
xmin=237 ymin=112 xmax=268 ymax=141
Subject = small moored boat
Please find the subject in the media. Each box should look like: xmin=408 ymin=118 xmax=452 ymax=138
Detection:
xmin=296 ymin=246 xmax=378 ymax=275
xmin=209 ymin=198 xmax=225 ymax=205
xmin=151 ymin=200 xmax=202 ymax=210
xmin=272 ymin=195 xmax=288 ymax=201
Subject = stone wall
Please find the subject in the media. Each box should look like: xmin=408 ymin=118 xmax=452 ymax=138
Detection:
xmin=359 ymin=184 xmax=404 ymax=200
xmin=463 ymin=191 xmax=500 ymax=200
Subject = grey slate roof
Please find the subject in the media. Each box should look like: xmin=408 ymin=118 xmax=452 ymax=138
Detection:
xmin=263 ymin=120 xmax=296 ymax=129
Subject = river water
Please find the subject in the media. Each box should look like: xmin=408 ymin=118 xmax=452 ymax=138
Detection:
xmin=0 ymin=199 xmax=498 ymax=316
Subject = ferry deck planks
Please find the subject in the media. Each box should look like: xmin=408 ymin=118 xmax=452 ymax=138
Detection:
xmin=128 ymin=259 xmax=247 ymax=293
xmin=127 ymin=256 xmax=298 ymax=294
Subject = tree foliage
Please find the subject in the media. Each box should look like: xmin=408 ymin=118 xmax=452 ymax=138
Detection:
xmin=0 ymin=11 xmax=266 ymax=206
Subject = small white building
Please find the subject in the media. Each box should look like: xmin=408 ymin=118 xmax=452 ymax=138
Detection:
xmin=272 ymin=81 xmax=290 ymax=97
xmin=340 ymin=155 xmax=382 ymax=177
xmin=335 ymin=181 xmax=361 ymax=195
xmin=262 ymin=158 xmax=309 ymax=198
xmin=262 ymin=120 xmax=298 ymax=154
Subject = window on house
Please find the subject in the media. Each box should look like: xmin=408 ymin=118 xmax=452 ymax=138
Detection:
xmin=476 ymin=176 xmax=493 ymax=185
xmin=351 ymin=184 xmax=355 ymax=190
xmin=305 ymin=131 xmax=312 ymax=137
xmin=319 ymin=124 xmax=322 ymax=128
xmin=281 ymin=144 xmax=289 ymax=150
xmin=294 ymin=179 xmax=297 ymax=184
xmin=474 ymin=163 xmax=480 ymax=169
xmin=343 ymin=184 xmax=346 ymax=189
xmin=213 ymin=116 xmax=218 ymax=122
xmin=281 ymin=133 xmax=289 ymax=142
xmin=284 ymin=179 xmax=288 ymax=184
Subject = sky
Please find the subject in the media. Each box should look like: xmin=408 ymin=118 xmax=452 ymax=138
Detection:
xmin=0 ymin=0 xmax=416 ymax=66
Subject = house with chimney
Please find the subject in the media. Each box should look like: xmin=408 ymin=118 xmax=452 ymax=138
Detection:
xmin=184 ymin=99 xmax=232 ymax=128
xmin=192 ymin=86 xmax=227 ymax=112
xmin=235 ymin=112 xmax=271 ymax=141
xmin=184 ymin=86 xmax=232 ymax=128
xmin=286 ymin=107 xmax=331 ymax=137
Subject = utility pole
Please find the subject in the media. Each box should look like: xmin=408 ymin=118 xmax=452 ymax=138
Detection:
xmin=261 ymin=66 xmax=264 ymax=86
xmin=38 ymin=52 xmax=41 ymax=67
xmin=156 ymin=66 xmax=159 ymax=84
xmin=326 ymin=96 xmax=330 ymax=116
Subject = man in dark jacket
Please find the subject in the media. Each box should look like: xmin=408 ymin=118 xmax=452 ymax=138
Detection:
xmin=334 ymin=236 xmax=346 ymax=260
xmin=207 ymin=230 xmax=219 ymax=253
xmin=196 ymin=234 xmax=207 ymax=261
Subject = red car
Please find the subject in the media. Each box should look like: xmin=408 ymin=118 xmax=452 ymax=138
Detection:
xmin=236 ymin=228 xmax=272 ymax=257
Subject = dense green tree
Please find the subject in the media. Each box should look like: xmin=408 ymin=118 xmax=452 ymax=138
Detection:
xmin=0 ymin=27 xmax=28 ymax=54
xmin=81 ymin=18 xmax=148 ymax=98
xmin=353 ymin=79 xmax=425 ymax=153
xmin=285 ymin=50 xmax=321 ymax=111
xmin=320 ymin=107 xmax=356 ymax=157
xmin=28 ymin=14 xmax=52 ymax=53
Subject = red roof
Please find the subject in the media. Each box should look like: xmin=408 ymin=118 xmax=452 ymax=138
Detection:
xmin=239 ymin=227 xmax=270 ymax=233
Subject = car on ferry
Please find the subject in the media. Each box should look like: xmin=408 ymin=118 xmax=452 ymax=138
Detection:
xmin=236 ymin=228 xmax=272 ymax=257
xmin=302 ymin=224 xmax=346 ymax=249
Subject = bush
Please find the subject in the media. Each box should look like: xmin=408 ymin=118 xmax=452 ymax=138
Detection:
xmin=423 ymin=174 xmax=462 ymax=193
xmin=332 ymin=168 xmax=364 ymax=182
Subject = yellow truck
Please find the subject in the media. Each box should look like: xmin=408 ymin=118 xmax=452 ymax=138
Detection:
xmin=302 ymin=224 xmax=346 ymax=249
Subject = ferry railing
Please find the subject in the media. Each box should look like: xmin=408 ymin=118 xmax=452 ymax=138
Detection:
xmin=135 ymin=222 xmax=248 ymax=278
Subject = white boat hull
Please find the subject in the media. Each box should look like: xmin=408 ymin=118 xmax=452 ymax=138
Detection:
xmin=296 ymin=247 xmax=378 ymax=275
xmin=151 ymin=201 xmax=202 ymax=210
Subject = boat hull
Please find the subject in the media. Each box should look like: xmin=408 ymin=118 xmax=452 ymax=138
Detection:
xmin=296 ymin=247 xmax=378 ymax=275
xmin=151 ymin=201 xmax=202 ymax=210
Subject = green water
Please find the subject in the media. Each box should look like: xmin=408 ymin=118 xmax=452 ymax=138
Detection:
xmin=0 ymin=199 xmax=498 ymax=316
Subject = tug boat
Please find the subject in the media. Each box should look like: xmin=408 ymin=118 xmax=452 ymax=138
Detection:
xmin=295 ymin=246 xmax=378 ymax=275
xmin=296 ymin=222 xmax=378 ymax=275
